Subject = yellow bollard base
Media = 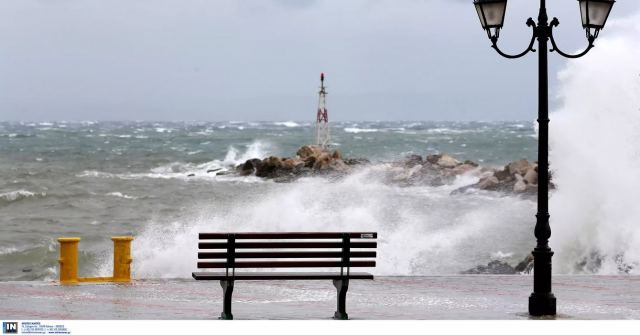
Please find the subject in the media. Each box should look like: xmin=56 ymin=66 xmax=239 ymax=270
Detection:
xmin=58 ymin=277 xmax=133 ymax=284
xmin=78 ymin=277 xmax=115 ymax=283
xmin=57 ymin=236 xmax=134 ymax=285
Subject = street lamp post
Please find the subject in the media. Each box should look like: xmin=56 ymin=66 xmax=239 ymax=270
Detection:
xmin=473 ymin=0 xmax=615 ymax=316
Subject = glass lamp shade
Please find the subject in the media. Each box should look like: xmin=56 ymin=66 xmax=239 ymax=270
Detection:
xmin=579 ymin=0 xmax=615 ymax=29
xmin=474 ymin=0 xmax=507 ymax=29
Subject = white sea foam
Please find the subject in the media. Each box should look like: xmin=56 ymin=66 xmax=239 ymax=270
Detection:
xmin=426 ymin=128 xmax=472 ymax=135
xmin=274 ymin=121 xmax=301 ymax=128
xmin=223 ymin=141 xmax=272 ymax=166
xmin=0 ymin=190 xmax=45 ymax=204
xmin=550 ymin=14 xmax=640 ymax=274
xmin=344 ymin=128 xmax=379 ymax=133
xmin=78 ymin=140 xmax=272 ymax=181
xmin=106 ymin=192 xmax=139 ymax=200
xmin=491 ymin=251 xmax=514 ymax=260
xmin=130 ymin=166 xmax=533 ymax=278
xmin=0 ymin=246 xmax=19 ymax=255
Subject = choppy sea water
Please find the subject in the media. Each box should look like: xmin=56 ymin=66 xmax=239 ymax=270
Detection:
xmin=3 ymin=14 xmax=640 ymax=287
xmin=0 ymin=121 xmax=541 ymax=280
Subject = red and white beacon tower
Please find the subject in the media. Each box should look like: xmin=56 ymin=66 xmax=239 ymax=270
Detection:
xmin=316 ymin=73 xmax=330 ymax=149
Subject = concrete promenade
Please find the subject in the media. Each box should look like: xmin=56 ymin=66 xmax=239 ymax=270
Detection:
xmin=1 ymin=275 xmax=639 ymax=320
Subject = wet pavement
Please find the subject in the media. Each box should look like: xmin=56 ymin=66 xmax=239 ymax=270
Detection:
xmin=1 ymin=275 xmax=639 ymax=320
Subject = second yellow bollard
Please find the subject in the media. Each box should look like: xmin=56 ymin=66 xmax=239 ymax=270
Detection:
xmin=112 ymin=236 xmax=134 ymax=282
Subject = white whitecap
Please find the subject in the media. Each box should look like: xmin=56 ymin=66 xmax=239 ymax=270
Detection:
xmin=106 ymin=192 xmax=139 ymax=200
xmin=274 ymin=121 xmax=301 ymax=128
xmin=344 ymin=128 xmax=379 ymax=133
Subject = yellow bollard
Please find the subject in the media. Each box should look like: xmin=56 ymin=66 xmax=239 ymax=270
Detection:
xmin=58 ymin=237 xmax=81 ymax=284
xmin=111 ymin=236 xmax=134 ymax=282
xmin=57 ymin=236 xmax=134 ymax=284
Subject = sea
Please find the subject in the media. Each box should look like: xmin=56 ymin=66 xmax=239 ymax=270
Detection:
xmin=0 ymin=119 xmax=638 ymax=281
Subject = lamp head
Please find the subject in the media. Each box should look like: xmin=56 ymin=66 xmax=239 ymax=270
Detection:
xmin=578 ymin=0 xmax=615 ymax=38
xmin=474 ymin=0 xmax=508 ymax=39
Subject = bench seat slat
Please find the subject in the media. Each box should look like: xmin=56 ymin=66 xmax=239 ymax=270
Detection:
xmin=197 ymin=260 xmax=376 ymax=268
xmin=198 ymin=251 xmax=376 ymax=259
xmin=199 ymin=241 xmax=376 ymax=249
xmin=192 ymin=272 xmax=374 ymax=280
xmin=199 ymin=232 xmax=377 ymax=239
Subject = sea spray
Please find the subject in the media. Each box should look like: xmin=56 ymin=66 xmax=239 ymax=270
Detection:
xmin=77 ymin=140 xmax=273 ymax=181
xmin=550 ymin=14 xmax=640 ymax=274
xmin=223 ymin=141 xmax=273 ymax=166
xmin=0 ymin=190 xmax=46 ymax=206
xmin=131 ymin=166 xmax=535 ymax=278
xmin=1 ymin=121 xmax=541 ymax=280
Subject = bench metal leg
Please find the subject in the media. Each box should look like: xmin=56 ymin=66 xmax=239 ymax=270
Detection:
xmin=332 ymin=279 xmax=349 ymax=320
xmin=219 ymin=280 xmax=234 ymax=320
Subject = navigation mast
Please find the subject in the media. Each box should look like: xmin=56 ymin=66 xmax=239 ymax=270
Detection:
xmin=316 ymin=73 xmax=330 ymax=148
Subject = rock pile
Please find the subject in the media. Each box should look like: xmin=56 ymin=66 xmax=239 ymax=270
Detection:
xmin=459 ymin=159 xmax=543 ymax=195
xmin=235 ymin=145 xmax=357 ymax=181
xmin=228 ymin=145 xmax=546 ymax=196
xmin=462 ymin=254 xmax=534 ymax=275
xmin=384 ymin=153 xmax=481 ymax=186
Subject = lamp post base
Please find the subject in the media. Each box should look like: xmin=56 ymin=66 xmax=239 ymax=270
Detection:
xmin=528 ymin=292 xmax=556 ymax=316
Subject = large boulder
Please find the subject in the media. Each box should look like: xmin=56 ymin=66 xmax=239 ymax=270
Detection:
xmin=450 ymin=163 xmax=477 ymax=175
xmin=494 ymin=168 xmax=512 ymax=181
xmin=507 ymin=159 xmax=532 ymax=176
xmin=282 ymin=158 xmax=305 ymax=170
xmin=296 ymin=145 xmax=324 ymax=160
xmin=513 ymin=174 xmax=528 ymax=193
xmin=392 ymin=165 xmax=422 ymax=182
xmin=405 ymin=154 xmax=423 ymax=168
xmin=237 ymin=158 xmax=262 ymax=176
xmin=332 ymin=150 xmax=342 ymax=160
xmin=328 ymin=159 xmax=349 ymax=172
xmin=514 ymin=254 xmax=534 ymax=273
xmin=312 ymin=153 xmax=332 ymax=170
xmin=463 ymin=160 xmax=479 ymax=167
xmin=344 ymin=158 xmax=369 ymax=166
xmin=255 ymin=156 xmax=283 ymax=177
xmin=462 ymin=260 xmax=516 ymax=274
xmin=425 ymin=154 xmax=441 ymax=165
xmin=477 ymin=176 xmax=499 ymax=190
xmin=523 ymin=166 xmax=538 ymax=185
xmin=436 ymin=154 xmax=460 ymax=168
xmin=303 ymin=155 xmax=317 ymax=168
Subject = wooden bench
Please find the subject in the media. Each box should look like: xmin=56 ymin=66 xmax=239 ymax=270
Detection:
xmin=192 ymin=232 xmax=377 ymax=320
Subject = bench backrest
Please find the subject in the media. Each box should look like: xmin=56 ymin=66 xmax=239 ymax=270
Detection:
xmin=197 ymin=232 xmax=377 ymax=277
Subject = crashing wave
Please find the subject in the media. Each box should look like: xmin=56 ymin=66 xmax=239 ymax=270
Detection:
xmin=0 ymin=190 xmax=46 ymax=205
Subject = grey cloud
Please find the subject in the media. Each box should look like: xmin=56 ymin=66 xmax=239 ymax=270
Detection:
xmin=0 ymin=0 xmax=638 ymax=121
xmin=272 ymin=0 xmax=319 ymax=9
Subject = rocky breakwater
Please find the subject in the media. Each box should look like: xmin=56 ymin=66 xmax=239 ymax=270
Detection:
xmin=382 ymin=153 xmax=482 ymax=187
xmin=232 ymin=147 xmax=546 ymax=197
xmin=235 ymin=145 xmax=365 ymax=182
xmin=462 ymin=254 xmax=534 ymax=275
xmin=453 ymin=159 xmax=546 ymax=196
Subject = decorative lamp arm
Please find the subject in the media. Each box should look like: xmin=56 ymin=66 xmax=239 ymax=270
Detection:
xmin=549 ymin=18 xmax=595 ymax=59
xmin=490 ymin=18 xmax=537 ymax=59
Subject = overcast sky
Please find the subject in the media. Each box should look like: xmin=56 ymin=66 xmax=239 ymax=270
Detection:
xmin=0 ymin=0 xmax=638 ymax=121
